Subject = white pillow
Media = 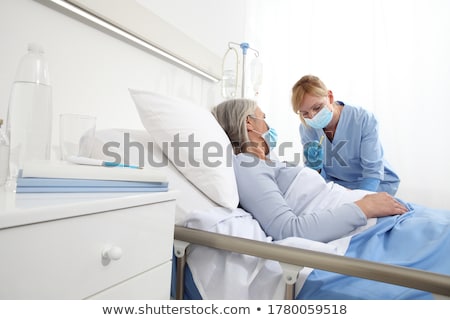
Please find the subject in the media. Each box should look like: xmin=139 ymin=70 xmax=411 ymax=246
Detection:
xmin=129 ymin=89 xmax=239 ymax=209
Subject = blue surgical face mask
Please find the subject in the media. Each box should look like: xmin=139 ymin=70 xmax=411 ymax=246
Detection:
xmin=249 ymin=115 xmax=278 ymax=150
xmin=262 ymin=127 xmax=278 ymax=150
xmin=305 ymin=105 xmax=333 ymax=129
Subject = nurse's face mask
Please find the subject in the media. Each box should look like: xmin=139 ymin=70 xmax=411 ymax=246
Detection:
xmin=304 ymin=105 xmax=333 ymax=129
xmin=298 ymin=94 xmax=334 ymax=129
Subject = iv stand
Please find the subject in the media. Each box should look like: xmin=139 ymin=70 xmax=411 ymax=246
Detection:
xmin=227 ymin=42 xmax=259 ymax=98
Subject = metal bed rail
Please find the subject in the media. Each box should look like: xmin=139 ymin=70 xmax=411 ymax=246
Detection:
xmin=173 ymin=225 xmax=450 ymax=299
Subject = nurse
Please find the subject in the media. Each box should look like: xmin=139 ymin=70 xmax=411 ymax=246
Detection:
xmin=291 ymin=75 xmax=400 ymax=195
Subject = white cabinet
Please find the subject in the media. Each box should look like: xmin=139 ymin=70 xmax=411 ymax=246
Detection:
xmin=0 ymin=190 xmax=177 ymax=299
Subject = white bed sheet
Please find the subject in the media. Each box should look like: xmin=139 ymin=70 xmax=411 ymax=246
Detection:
xmin=183 ymin=206 xmax=356 ymax=299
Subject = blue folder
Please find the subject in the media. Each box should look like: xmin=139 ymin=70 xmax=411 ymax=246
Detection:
xmin=17 ymin=176 xmax=168 ymax=188
xmin=16 ymin=186 xmax=169 ymax=193
xmin=16 ymin=176 xmax=169 ymax=193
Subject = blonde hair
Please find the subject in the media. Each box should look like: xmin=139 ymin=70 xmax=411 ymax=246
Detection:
xmin=291 ymin=75 xmax=328 ymax=125
xmin=211 ymin=98 xmax=258 ymax=154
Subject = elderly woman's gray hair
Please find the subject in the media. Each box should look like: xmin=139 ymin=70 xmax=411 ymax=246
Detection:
xmin=211 ymin=98 xmax=258 ymax=154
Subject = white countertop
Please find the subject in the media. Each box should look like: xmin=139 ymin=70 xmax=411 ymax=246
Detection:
xmin=0 ymin=189 xmax=178 ymax=229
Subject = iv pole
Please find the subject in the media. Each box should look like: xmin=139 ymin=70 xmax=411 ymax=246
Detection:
xmin=225 ymin=42 xmax=259 ymax=98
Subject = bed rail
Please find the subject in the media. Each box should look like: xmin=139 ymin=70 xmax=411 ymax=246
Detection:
xmin=173 ymin=225 xmax=450 ymax=299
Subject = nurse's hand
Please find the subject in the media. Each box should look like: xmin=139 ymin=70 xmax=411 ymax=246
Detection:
xmin=355 ymin=192 xmax=409 ymax=218
xmin=303 ymin=141 xmax=323 ymax=171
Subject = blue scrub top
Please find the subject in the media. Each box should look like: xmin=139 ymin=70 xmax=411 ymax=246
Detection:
xmin=299 ymin=102 xmax=400 ymax=195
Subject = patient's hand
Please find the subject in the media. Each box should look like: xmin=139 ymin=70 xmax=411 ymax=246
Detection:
xmin=355 ymin=192 xmax=408 ymax=218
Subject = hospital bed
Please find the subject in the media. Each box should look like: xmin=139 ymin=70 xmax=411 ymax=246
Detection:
xmin=90 ymin=90 xmax=450 ymax=300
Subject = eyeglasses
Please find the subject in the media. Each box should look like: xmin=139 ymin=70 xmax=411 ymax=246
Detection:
xmin=296 ymin=104 xmax=326 ymax=119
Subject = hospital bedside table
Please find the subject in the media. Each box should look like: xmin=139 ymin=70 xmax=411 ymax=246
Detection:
xmin=0 ymin=189 xmax=177 ymax=299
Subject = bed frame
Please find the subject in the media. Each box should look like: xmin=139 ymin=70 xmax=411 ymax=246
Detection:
xmin=173 ymin=226 xmax=450 ymax=299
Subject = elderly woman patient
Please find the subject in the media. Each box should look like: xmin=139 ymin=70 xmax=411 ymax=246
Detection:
xmin=211 ymin=98 xmax=450 ymax=299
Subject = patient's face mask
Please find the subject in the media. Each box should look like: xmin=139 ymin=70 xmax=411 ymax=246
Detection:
xmin=262 ymin=127 xmax=278 ymax=150
xmin=249 ymin=115 xmax=278 ymax=150
xmin=305 ymin=105 xmax=333 ymax=129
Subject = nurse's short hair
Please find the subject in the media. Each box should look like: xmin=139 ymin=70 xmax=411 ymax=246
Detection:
xmin=211 ymin=98 xmax=257 ymax=155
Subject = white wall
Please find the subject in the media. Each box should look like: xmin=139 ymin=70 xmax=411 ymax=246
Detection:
xmin=137 ymin=0 xmax=248 ymax=58
xmin=0 ymin=0 xmax=245 ymax=158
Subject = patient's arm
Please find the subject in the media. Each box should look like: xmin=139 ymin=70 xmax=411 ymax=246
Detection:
xmin=355 ymin=192 xmax=408 ymax=218
xmin=234 ymin=154 xmax=368 ymax=242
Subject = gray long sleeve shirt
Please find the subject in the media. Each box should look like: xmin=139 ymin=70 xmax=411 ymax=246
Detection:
xmin=233 ymin=153 xmax=369 ymax=242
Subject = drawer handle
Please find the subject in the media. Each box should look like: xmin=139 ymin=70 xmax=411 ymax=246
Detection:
xmin=102 ymin=246 xmax=123 ymax=261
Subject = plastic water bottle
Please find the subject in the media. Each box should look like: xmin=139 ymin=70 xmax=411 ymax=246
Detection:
xmin=5 ymin=43 xmax=53 ymax=191
xmin=0 ymin=119 xmax=9 ymax=186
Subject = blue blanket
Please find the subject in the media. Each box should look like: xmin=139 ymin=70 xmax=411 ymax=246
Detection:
xmin=297 ymin=203 xmax=450 ymax=299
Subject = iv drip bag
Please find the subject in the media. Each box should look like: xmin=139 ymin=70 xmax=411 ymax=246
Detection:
xmin=221 ymin=47 xmax=239 ymax=98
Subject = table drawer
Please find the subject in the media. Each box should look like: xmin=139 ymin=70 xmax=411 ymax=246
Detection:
xmin=88 ymin=261 xmax=172 ymax=300
xmin=0 ymin=200 xmax=175 ymax=299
